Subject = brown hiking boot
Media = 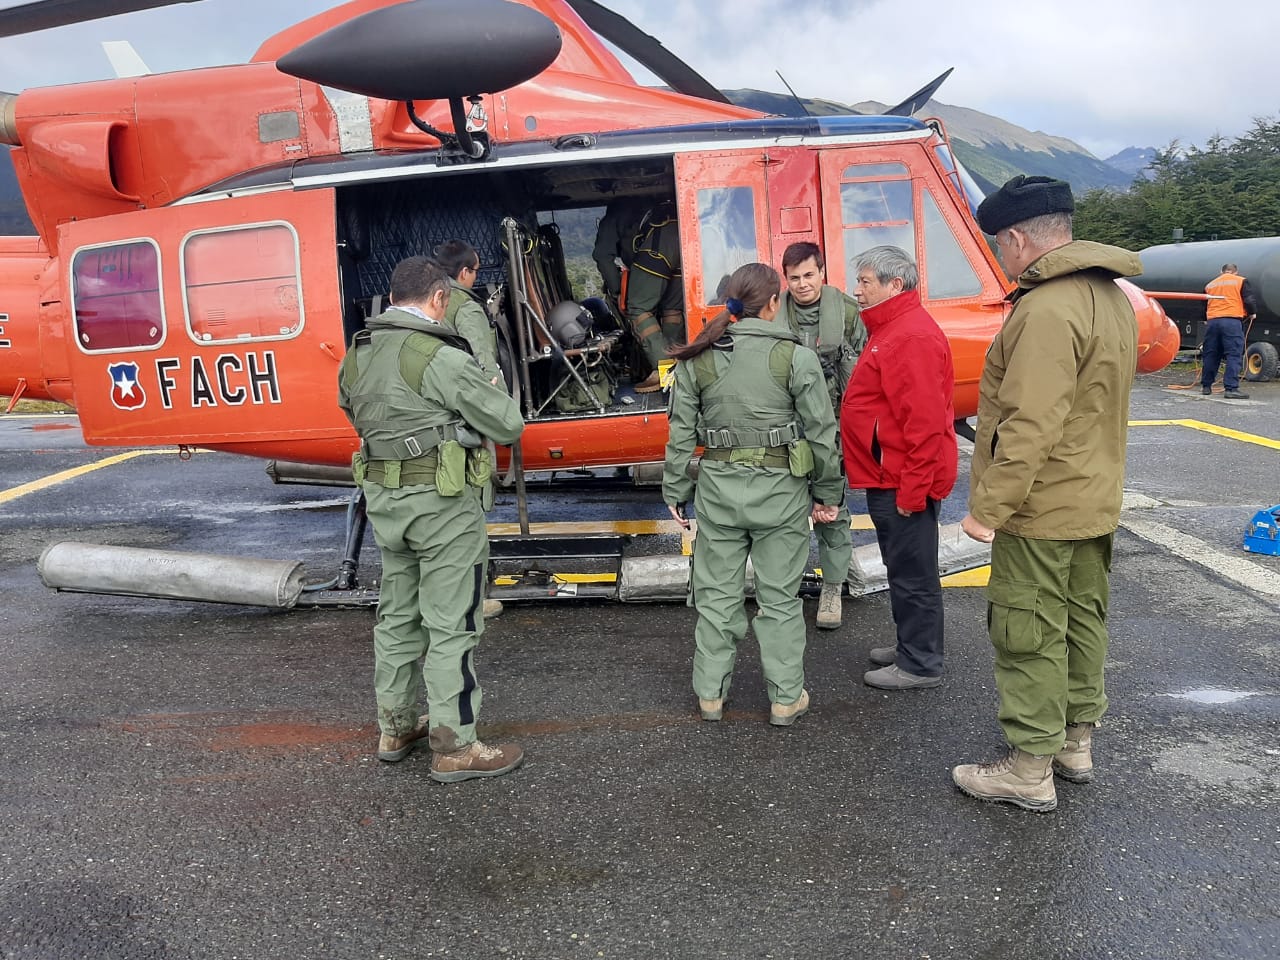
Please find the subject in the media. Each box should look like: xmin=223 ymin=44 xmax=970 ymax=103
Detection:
xmin=769 ymin=689 xmax=810 ymax=727
xmin=429 ymin=740 xmax=525 ymax=783
xmin=1054 ymin=723 xmax=1095 ymax=783
xmin=952 ymin=748 xmax=1057 ymax=812
xmin=377 ymin=718 xmax=428 ymax=763
xmin=634 ymin=371 xmax=662 ymax=393
xmin=816 ymin=582 xmax=843 ymax=630
xmin=698 ymin=697 xmax=724 ymax=721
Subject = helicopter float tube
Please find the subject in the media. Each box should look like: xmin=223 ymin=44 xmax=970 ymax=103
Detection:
xmin=1136 ymin=237 xmax=1280 ymax=381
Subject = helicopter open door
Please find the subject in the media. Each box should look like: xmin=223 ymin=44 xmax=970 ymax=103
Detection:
xmin=674 ymin=150 xmax=771 ymax=334
xmin=58 ymin=189 xmax=350 ymax=462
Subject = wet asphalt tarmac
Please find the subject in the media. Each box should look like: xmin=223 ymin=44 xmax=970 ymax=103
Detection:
xmin=1 ymin=362 xmax=1278 ymax=960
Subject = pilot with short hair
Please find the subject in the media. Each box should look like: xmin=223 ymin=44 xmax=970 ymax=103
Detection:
xmin=779 ymin=240 xmax=867 ymax=630
xmin=337 ymin=255 xmax=525 ymax=784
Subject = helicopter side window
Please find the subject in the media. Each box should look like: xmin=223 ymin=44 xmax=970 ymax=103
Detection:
xmin=839 ymin=177 xmax=914 ymax=264
xmin=922 ymin=189 xmax=982 ymax=299
xmin=181 ymin=223 xmax=304 ymax=344
xmin=71 ymin=240 xmax=164 ymax=353
xmin=696 ymin=187 xmax=758 ymax=305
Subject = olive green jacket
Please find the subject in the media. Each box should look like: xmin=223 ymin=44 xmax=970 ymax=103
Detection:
xmin=663 ymin=317 xmax=843 ymax=509
xmin=445 ymin=280 xmax=499 ymax=379
xmin=969 ymin=240 xmax=1140 ymax=539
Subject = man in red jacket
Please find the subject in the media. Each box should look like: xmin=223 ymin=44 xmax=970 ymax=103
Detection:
xmin=841 ymin=245 xmax=957 ymax=690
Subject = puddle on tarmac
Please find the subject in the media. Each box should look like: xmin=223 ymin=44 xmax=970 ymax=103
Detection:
xmin=1166 ymin=689 xmax=1261 ymax=705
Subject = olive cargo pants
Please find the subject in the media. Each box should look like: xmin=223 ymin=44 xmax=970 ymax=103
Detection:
xmin=987 ymin=531 xmax=1113 ymax=754
xmin=690 ymin=462 xmax=810 ymax=706
xmin=363 ymin=481 xmax=488 ymax=754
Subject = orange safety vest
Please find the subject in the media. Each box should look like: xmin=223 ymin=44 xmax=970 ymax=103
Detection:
xmin=1205 ymin=273 xmax=1246 ymax=320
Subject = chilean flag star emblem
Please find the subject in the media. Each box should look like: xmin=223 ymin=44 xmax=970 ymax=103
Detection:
xmin=108 ymin=362 xmax=146 ymax=410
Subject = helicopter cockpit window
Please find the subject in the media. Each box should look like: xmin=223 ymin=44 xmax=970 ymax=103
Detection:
xmin=71 ymin=240 xmax=164 ymax=353
xmin=181 ymin=223 xmax=303 ymax=344
xmin=696 ymin=187 xmax=757 ymax=304
xmin=922 ymin=189 xmax=982 ymax=299
xmin=839 ymin=175 xmax=914 ymax=262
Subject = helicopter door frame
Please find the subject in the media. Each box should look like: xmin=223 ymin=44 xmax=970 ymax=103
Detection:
xmin=59 ymin=188 xmax=344 ymax=449
xmin=674 ymin=150 xmax=772 ymax=338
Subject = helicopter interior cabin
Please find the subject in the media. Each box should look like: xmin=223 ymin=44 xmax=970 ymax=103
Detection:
xmin=334 ymin=154 xmax=690 ymax=425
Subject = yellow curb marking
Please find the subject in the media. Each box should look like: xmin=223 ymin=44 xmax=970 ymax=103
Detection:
xmin=0 ymin=449 xmax=170 ymax=505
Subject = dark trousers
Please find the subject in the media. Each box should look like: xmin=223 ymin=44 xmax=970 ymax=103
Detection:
xmin=1201 ymin=317 xmax=1246 ymax=390
xmin=865 ymin=488 xmax=944 ymax=677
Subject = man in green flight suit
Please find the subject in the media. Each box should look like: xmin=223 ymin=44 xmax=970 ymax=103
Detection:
xmin=625 ymin=199 xmax=685 ymax=392
xmin=338 ymin=256 xmax=526 ymax=783
xmin=779 ymin=242 xmax=867 ymax=629
xmin=433 ymin=239 xmax=501 ymax=383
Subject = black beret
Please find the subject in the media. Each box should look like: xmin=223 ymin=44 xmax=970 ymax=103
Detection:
xmin=975 ymin=175 xmax=1075 ymax=235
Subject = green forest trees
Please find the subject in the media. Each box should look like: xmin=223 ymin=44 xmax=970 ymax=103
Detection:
xmin=1074 ymin=117 xmax=1280 ymax=250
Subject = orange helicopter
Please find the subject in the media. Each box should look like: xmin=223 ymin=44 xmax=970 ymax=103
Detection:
xmin=0 ymin=0 xmax=1180 ymax=603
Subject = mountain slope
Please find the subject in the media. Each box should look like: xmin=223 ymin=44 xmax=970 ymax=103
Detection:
xmin=725 ymin=89 xmax=1133 ymax=194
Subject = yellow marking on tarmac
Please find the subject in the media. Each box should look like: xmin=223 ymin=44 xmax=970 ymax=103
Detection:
xmin=941 ymin=566 xmax=990 ymax=587
xmin=0 ymin=449 xmax=170 ymax=505
xmin=1130 ymin=419 xmax=1280 ymax=450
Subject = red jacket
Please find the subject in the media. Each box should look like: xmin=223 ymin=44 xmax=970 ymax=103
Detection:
xmin=840 ymin=288 xmax=957 ymax=512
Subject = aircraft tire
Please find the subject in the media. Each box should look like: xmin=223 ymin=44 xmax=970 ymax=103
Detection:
xmin=1244 ymin=341 xmax=1278 ymax=382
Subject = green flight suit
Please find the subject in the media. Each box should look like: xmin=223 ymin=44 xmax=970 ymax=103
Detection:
xmin=626 ymin=204 xmax=685 ymax=369
xmin=779 ymin=286 xmax=867 ymax=587
xmin=663 ymin=317 xmax=843 ymax=705
xmin=337 ymin=307 xmax=524 ymax=754
xmin=445 ymin=280 xmax=499 ymax=381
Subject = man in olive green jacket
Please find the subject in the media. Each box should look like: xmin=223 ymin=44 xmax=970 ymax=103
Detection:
xmin=433 ymin=239 xmax=501 ymax=382
xmin=954 ymin=176 xmax=1140 ymax=813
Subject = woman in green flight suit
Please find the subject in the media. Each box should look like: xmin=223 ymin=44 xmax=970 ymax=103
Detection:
xmin=662 ymin=263 xmax=846 ymax=726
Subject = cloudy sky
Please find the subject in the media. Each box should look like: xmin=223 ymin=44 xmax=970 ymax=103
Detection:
xmin=1 ymin=0 xmax=1277 ymax=160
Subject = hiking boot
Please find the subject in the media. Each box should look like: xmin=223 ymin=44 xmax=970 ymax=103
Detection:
xmin=634 ymin=371 xmax=662 ymax=394
xmin=816 ymin=582 xmax=843 ymax=630
xmin=377 ymin=718 xmax=428 ymax=763
xmin=1201 ymin=385 xmax=1212 ymax=395
xmin=429 ymin=740 xmax=525 ymax=783
xmin=868 ymin=645 xmax=896 ymax=667
xmin=1224 ymin=390 xmax=1250 ymax=399
xmin=1054 ymin=722 xmax=1095 ymax=783
xmin=863 ymin=664 xmax=941 ymax=690
xmin=952 ymin=747 xmax=1057 ymax=812
xmin=698 ymin=697 xmax=724 ymax=721
xmin=769 ymin=689 xmax=810 ymax=727
xmin=482 ymin=598 xmax=504 ymax=619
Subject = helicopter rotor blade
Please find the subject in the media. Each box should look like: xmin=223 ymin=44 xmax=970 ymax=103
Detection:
xmin=563 ymin=0 xmax=729 ymax=104
xmin=0 ymin=0 xmax=202 ymax=40
xmin=883 ymin=67 xmax=954 ymax=117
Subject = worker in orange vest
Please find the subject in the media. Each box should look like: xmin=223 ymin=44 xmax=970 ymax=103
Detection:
xmin=1202 ymin=263 xmax=1258 ymax=399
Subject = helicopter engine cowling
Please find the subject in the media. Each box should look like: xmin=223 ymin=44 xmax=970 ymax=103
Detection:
xmin=0 ymin=91 xmax=18 ymax=145
xmin=275 ymin=0 xmax=563 ymax=102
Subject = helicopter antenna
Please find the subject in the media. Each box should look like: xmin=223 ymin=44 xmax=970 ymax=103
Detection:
xmin=775 ymin=71 xmax=812 ymax=118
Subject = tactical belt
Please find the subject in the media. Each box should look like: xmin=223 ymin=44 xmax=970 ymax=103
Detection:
xmin=363 ymin=421 xmax=462 ymax=462
xmin=701 ymin=446 xmax=791 ymax=468
xmin=700 ymin=422 xmax=802 ymax=449
xmin=363 ymin=451 xmax=439 ymax=487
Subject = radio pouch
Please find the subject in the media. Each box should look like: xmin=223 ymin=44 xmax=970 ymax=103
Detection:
xmin=787 ymin=439 xmax=815 ymax=478
xmin=436 ymin=440 xmax=467 ymax=496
